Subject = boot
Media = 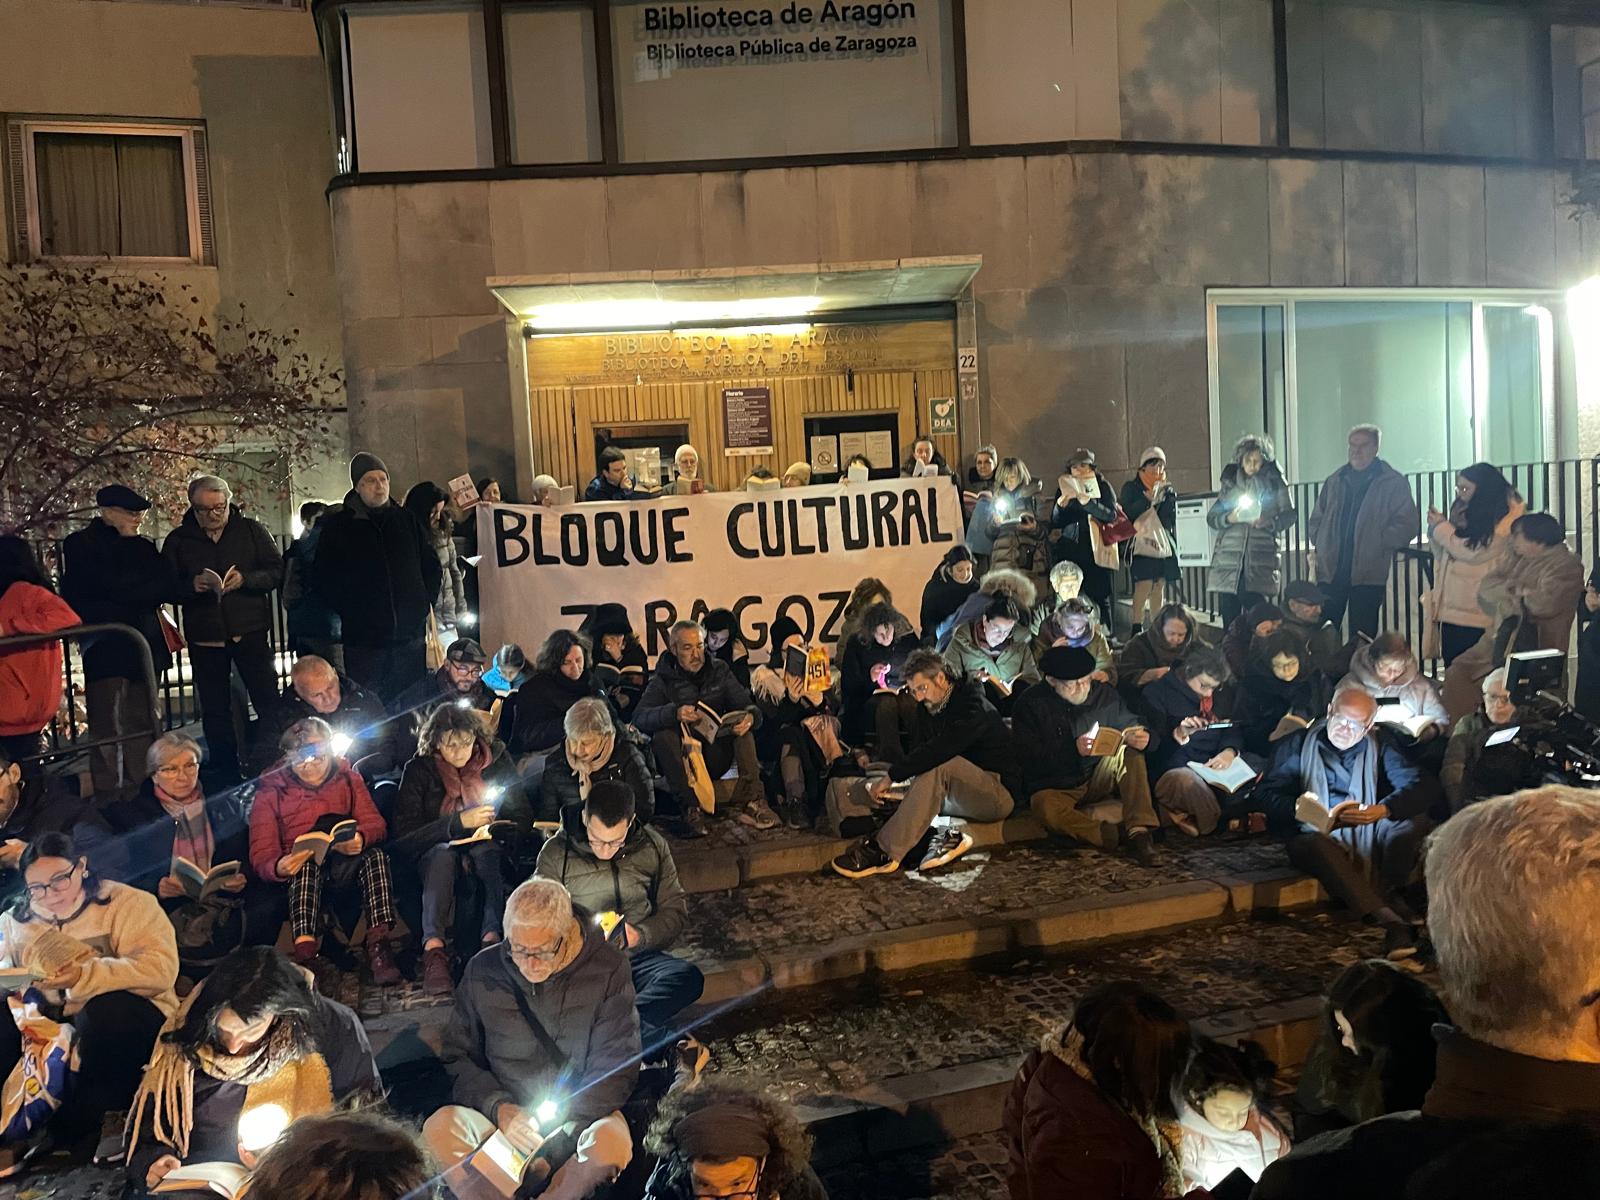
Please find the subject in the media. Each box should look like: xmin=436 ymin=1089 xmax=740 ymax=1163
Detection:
xmin=366 ymin=926 xmax=403 ymax=987
xmin=422 ymin=946 xmax=454 ymax=996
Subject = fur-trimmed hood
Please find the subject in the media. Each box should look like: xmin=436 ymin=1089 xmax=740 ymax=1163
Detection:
xmin=980 ymin=567 xmax=1038 ymax=611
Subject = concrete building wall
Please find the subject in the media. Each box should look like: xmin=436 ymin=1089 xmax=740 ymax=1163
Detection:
xmin=0 ymin=0 xmax=347 ymax=506
xmin=330 ymin=151 xmax=1600 ymax=497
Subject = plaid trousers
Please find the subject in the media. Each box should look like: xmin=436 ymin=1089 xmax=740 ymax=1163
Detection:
xmin=287 ymin=847 xmax=397 ymax=940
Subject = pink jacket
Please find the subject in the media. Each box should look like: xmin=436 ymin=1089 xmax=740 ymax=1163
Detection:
xmin=248 ymin=760 xmax=387 ymax=880
xmin=1177 ymin=1102 xmax=1288 ymax=1191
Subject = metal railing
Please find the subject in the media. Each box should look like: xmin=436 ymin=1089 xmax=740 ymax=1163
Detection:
xmin=2 ymin=623 xmax=162 ymax=769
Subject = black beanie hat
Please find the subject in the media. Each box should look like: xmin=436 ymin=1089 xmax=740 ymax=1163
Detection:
xmin=350 ymin=452 xmax=389 ymax=486
xmin=769 ymin=616 xmax=803 ymax=653
xmin=1039 ymin=645 xmax=1097 ymax=682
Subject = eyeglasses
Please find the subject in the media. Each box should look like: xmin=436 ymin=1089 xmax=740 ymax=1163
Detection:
xmin=1327 ymin=713 xmax=1373 ymax=736
xmin=691 ymin=1165 xmax=764 ymax=1200
xmin=155 ymin=759 xmax=200 ymax=777
xmin=508 ymin=935 xmax=564 ymax=963
xmin=25 ymin=863 xmax=81 ymax=899
xmin=585 ymin=818 xmax=634 ymax=852
xmin=194 ymin=502 xmax=230 ymax=516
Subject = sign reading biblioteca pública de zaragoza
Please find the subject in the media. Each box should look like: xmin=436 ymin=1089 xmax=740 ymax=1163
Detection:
xmin=635 ymin=2 xmax=925 ymax=65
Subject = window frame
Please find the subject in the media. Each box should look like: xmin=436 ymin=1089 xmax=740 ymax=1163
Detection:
xmin=1206 ymin=286 xmax=1563 ymax=484
xmin=9 ymin=117 xmax=214 ymax=266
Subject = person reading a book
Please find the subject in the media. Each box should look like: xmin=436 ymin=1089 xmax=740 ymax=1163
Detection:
xmin=751 ymin=621 xmax=845 ymax=830
xmin=945 ymin=591 xmax=1039 ymax=715
xmin=920 ymin=546 xmax=979 ymax=644
xmin=248 ymin=718 xmax=402 ymax=989
xmin=702 ymin=608 xmax=754 ymax=691
xmin=1338 ymin=633 xmax=1449 ymax=749
xmin=392 ymin=705 xmax=530 ymax=997
xmin=635 ymin=620 xmax=770 ymax=838
xmin=1033 ymin=595 xmax=1115 ymax=685
xmin=900 ymin=436 xmax=949 ymax=477
xmin=427 ymin=878 xmax=639 ymax=1200
xmin=243 ymin=1112 xmax=433 ymax=1200
xmin=1177 ymin=1038 xmax=1290 ymax=1191
xmin=1139 ymin=649 xmax=1252 ymax=838
xmin=986 ymin=457 xmax=1051 ymax=606
xmin=397 ymin=637 xmax=497 ymax=753
xmin=0 ymin=832 xmax=178 ymax=1174
xmin=510 ymin=630 xmax=607 ymax=775
xmin=106 ymin=734 xmax=279 ymax=985
xmin=1232 ymin=630 xmax=1330 ymax=759
xmin=581 ymin=604 xmax=649 ymax=724
xmin=1048 ymin=448 xmax=1120 ymax=629
xmin=830 ymin=649 xmax=1017 ymax=879
xmin=1281 ymin=580 xmax=1349 ymax=678
xmin=1439 ymin=668 xmax=1541 ymax=814
xmin=642 ymin=1079 xmax=826 ymax=1200
xmin=1117 ymin=603 xmax=1199 ymax=705
xmin=125 ymin=945 xmax=381 ymax=1198
xmin=1220 ymin=602 xmax=1284 ymax=680
xmin=542 ymin=699 xmax=655 ymax=830
xmin=536 ymin=779 xmax=700 ymax=1055
xmin=671 ymin=444 xmax=714 ymax=494
xmin=1257 ymin=687 xmax=1441 ymax=962
xmin=1013 ymin=646 xmax=1160 ymax=867
xmin=838 ymin=600 xmax=920 ymax=747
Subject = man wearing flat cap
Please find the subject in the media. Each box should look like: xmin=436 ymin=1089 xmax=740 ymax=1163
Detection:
xmin=392 ymin=637 xmax=498 ymax=758
xmin=1012 ymin=644 xmax=1162 ymax=866
xmin=61 ymin=485 xmax=178 ymax=801
xmin=313 ymin=453 xmax=442 ymax=710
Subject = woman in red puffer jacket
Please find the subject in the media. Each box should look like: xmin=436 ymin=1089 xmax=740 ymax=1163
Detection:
xmin=0 ymin=537 xmax=80 ymax=762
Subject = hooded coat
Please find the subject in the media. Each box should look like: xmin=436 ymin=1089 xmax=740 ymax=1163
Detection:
xmin=313 ymin=491 xmax=442 ymax=647
xmin=1206 ymin=460 xmax=1295 ymax=598
xmin=920 ymin=561 xmax=978 ymax=644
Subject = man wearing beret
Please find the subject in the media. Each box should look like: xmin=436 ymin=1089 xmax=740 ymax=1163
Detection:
xmin=1012 ymin=645 xmax=1162 ymax=866
xmin=313 ymin=453 xmax=443 ymax=711
xmin=61 ymin=485 xmax=178 ymax=801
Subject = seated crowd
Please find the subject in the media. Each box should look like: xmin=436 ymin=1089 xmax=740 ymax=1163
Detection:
xmin=0 ymin=440 xmax=1592 ymax=1199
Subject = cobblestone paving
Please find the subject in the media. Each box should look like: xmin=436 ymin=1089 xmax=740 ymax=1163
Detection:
xmin=822 ymin=1130 xmax=1010 ymax=1200
xmin=698 ymin=909 xmax=1384 ymax=1104
xmin=677 ymin=836 xmax=1290 ymax=961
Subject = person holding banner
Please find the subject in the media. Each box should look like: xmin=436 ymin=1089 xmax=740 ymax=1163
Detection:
xmin=634 ymin=621 xmax=775 ymax=836
xmin=831 ymin=649 xmax=1017 ymax=880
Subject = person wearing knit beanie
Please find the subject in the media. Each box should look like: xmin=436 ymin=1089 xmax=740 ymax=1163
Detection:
xmin=1138 ymin=446 xmax=1167 ymax=469
xmin=350 ymin=452 xmax=389 ymax=488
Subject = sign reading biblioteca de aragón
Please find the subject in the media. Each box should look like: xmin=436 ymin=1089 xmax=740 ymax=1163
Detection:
xmin=635 ymin=2 xmax=923 ymax=65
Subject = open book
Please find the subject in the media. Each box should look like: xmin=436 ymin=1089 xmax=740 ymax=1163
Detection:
xmin=1294 ymin=793 xmax=1338 ymax=834
xmin=23 ymin=929 xmax=95 ymax=979
xmin=594 ymin=662 xmax=645 ymax=688
xmin=1270 ymin=712 xmax=1311 ymax=742
xmin=467 ymin=1130 xmax=533 ymax=1197
xmin=1084 ymin=723 xmax=1127 ymax=757
xmin=1186 ymin=758 xmax=1258 ymax=795
xmin=449 ymin=820 xmax=518 ymax=848
xmin=172 ymin=857 xmax=242 ymax=903
xmin=292 ymin=818 xmax=359 ymax=864
xmin=199 ymin=566 xmax=234 ymax=595
xmin=152 ymin=1162 xmax=251 ymax=1197
xmin=666 ymin=478 xmax=707 ymax=496
xmin=1375 ymin=711 xmax=1437 ymax=739
xmin=687 ymin=701 xmax=745 ymax=742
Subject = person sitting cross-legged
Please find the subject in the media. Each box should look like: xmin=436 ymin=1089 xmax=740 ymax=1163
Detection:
xmin=634 ymin=620 xmax=773 ymax=836
xmin=125 ymin=946 xmax=381 ymax=1199
xmin=1138 ymin=648 xmax=1249 ymax=838
xmin=1013 ymin=646 xmax=1160 ymax=866
xmin=830 ymin=649 xmax=1018 ymax=879
xmin=247 ymin=718 xmax=402 ymax=989
xmin=536 ymin=779 xmax=703 ymax=1055
xmin=1257 ymin=687 xmax=1441 ymax=963
xmin=391 ymin=704 xmax=531 ymax=997
xmin=425 ymin=878 xmax=638 ymax=1200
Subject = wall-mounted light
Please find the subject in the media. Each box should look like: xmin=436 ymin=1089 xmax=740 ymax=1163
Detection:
xmin=520 ymin=295 xmax=824 ymax=332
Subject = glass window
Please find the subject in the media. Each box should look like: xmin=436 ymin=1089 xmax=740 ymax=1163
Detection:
xmin=1213 ymin=304 xmax=1285 ymax=466
xmin=1481 ymin=305 xmax=1549 ymax=465
xmin=503 ymin=4 xmax=602 ymax=164
xmin=608 ymin=0 xmax=956 ymax=162
xmin=347 ymin=5 xmax=493 ymax=172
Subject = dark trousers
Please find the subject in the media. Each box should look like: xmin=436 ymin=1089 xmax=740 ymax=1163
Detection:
xmin=631 ymin=950 xmax=705 ymax=1052
xmin=1080 ymin=564 xmax=1114 ymax=630
xmin=346 ymin=640 xmax=427 ymax=713
xmin=85 ymin=676 xmax=157 ymax=800
xmin=189 ymin=631 xmax=278 ymax=779
xmin=1320 ymin=582 xmax=1387 ymax=641
xmin=1439 ymin=623 xmax=1482 ymax=667
xmin=0 ymin=990 xmax=164 ymax=1140
xmin=649 ymin=729 xmax=759 ymax=810
xmin=1218 ymin=589 xmax=1267 ymax=629
xmin=1285 ymin=813 xmax=1433 ymax=921
xmin=420 ymin=842 xmax=508 ymax=944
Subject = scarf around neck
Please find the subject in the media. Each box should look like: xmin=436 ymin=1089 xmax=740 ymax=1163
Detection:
xmin=1300 ymin=722 xmax=1378 ymax=810
xmin=157 ymin=784 xmax=214 ymax=872
xmin=434 ymin=741 xmax=491 ymax=816
xmin=565 ymin=730 xmax=616 ymax=801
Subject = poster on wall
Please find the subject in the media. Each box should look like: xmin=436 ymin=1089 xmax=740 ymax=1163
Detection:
xmin=722 ymin=387 xmax=774 ymax=455
xmin=809 ymin=435 xmax=839 ymax=473
xmin=929 ymin=395 xmax=956 ymax=435
xmin=477 ymin=478 xmax=963 ymax=660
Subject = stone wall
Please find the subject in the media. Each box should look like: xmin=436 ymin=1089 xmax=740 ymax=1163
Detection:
xmin=330 ymin=150 xmax=1600 ymax=497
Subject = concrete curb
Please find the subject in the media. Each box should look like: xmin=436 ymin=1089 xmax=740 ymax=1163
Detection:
xmin=674 ymin=814 xmax=1052 ymax=894
xmin=800 ymin=993 xmax=1329 ymax=1163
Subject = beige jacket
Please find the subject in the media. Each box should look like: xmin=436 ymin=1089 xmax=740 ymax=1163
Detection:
xmin=1477 ymin=539 xmax=1586 ymax=654
xmin=0 ymin=881 xmax=180 ymax=1017
xmin=1425 ymin=501 xmax=1524 ymax=638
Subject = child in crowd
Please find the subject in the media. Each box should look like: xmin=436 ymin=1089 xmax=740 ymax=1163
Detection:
xmin=1178 ymin=1038 xmax=1290 ymax=1190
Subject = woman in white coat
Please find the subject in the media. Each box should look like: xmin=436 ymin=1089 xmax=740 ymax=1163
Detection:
xmin=1425 ymin=463 xmax=1519 ymax=666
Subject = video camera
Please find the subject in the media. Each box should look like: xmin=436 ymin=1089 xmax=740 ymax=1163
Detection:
xmin=1504 ymin=650 xmax=1600 ymax=785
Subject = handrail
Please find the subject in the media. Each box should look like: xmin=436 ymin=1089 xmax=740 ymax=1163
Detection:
xmin=0 ymin=622 xmax=161 ymax=767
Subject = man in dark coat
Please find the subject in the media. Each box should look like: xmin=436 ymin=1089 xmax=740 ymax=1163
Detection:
xmin=426 ymin=879 xmax=639 ymax=1199
xmin=1013 ymin=645 xmax=1159 ymax=865
xmin=263 ymin=655 xmax=397 ymax=779
xmin=1254 ymin=787 xmax=1600 ymax=1200
xmin=1257 ymin=686 xmax=1439 ymax=961
xmin=830 ymin=648 xmax=1017 ymax=880
xmin=633 ymin=620 xmax=767 ymax=835
xmin=313 ymin=453 xmax=442 ymax=710
xmin=583 ymin=446 xmax=651 ymax=502
xmin=160 ymin=476 xmax=284 ymax=784
xmin=60 ymin=485 xmax=176 ymax=801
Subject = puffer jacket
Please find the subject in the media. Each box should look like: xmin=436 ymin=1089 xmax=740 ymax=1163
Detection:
xmin=0 ymin=582 xmax=79 ymax=737
xmin=1177 ymin=1100 xmax=1288 ymax=1192
xmin=427 ymin=523 xmax=467 ymax=630
xmin=540 ymin=736 xmax=655 ymax=823
xmin=1426 ymin=500 xmax=1522 ymax=633
xmin=247 ymin=760 xmax=387 ymax=881
xmin=1339 ymin=644 xmax=1448 ymax=732
xmin=443 ymin=920 xmax=639 ymax=1130
xmin=1207 ymin=460 xmax=1294 ymax=597
xmin=989 ymin=490 xmax=1052 ymax=602
xmin=534 ymin=805 xmax=687 ymax=952
xmin=161 ymin=507 xmax=283 ymax=643
xmin=947 ymin=619 xmax=1039 ymax=690
xmin=1476 ymin=538 xmax=1586 ymax=655
xmin=1307 ymin=460 xmax=1419 ymax=587
xmin=633 ymin=653 xmax=758 ymax=736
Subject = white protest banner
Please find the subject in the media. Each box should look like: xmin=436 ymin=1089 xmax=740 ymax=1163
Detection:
xmin=478 ymin=478 xmax=963 ymax=660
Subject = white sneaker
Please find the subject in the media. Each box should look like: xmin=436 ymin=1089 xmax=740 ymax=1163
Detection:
xmin=918 ymin=827 xmax=974 ymax=871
